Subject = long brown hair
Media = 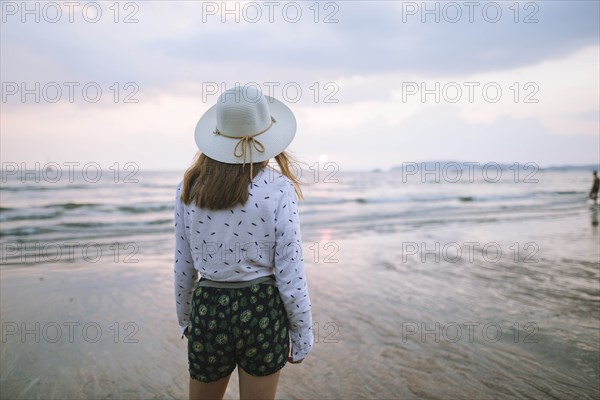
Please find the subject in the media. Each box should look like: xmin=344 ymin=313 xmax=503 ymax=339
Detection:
xmin=180 ymin=151 xmax=303 ymax=210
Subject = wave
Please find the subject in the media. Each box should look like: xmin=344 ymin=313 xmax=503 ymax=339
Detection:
xmin=304 ymin=195 xmax=458 ymax=206
xmin=2 ymin=190 xmax=586 ymax=224
xmin=0 ymin=226 xmax=57 ymax=237
xmin=0 ymin=217 xmax=174 ymax=238
xmin=118 ymin=204 xmax=172 ymax=214
xmin=1 ymin=202 xmax=174 ymax=223
xmin=0 ymin=211 xmax=63 ymax=222
xmin=0 ymin=184 xmax=89 ymax=192
xmin=43 ymin=202 xmax=101 ymax=210
xmin=345 ymin=191 xmax=588 ymax=205
xmin=148 ymin=218 xmax=172 ymax=225
xmin=59 ymin=222 xmax=108 ymax=228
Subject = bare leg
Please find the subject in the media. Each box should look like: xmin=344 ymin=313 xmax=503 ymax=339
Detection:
xmin=238 ymin=367 xmax=281 ymax=400
xmin=189 ymin=373 xmax=232 ymax=400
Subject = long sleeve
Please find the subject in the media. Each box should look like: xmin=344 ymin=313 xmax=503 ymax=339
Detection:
xmin=174 ymin=182 xmax=198 ymax=339
xmin=273 ymin=179 xmax=313 ymax=362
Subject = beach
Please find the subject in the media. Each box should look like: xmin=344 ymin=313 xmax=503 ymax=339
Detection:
xmin=1 ymin=167 xmax=599 ymax=399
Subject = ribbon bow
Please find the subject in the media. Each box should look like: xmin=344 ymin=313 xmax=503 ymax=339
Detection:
xmin=214 ymin=116 xmax=276 ymax=180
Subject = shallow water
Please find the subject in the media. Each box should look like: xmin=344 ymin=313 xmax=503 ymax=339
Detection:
xmin=1 ymin=168 xmax=599 ymax=399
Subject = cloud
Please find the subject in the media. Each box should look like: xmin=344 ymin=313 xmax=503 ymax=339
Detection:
xmin=1 ymin=1 xmax=598 ymax=170
xmin=2 ymin=1 xmax=599 ymax=88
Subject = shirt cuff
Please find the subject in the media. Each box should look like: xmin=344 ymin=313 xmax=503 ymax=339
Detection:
xmin=180 ymin=324 xmax=188 ymax=339
xmin=290 ymin=327 xmax=314 ymax=362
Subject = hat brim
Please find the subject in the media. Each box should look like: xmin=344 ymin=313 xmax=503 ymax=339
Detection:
xmin=194 ymin=95 xmax=297 ymax=164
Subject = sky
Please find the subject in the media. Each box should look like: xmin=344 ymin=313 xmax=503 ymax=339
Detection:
xmin=1 ymin=0 xmax=599 ymax=172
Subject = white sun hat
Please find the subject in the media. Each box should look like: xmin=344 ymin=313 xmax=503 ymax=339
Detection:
xmin=194 ymin=85 xmax=297 ymax=167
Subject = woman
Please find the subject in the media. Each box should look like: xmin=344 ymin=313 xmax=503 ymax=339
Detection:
xmin=173 ymin=85 xmax=313 ymax=400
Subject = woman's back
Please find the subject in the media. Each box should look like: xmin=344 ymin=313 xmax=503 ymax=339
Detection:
xmin=174 ymin=164 xmax=313 ymax=362
xmin=174 ymin=166 xmax=301 ymax=281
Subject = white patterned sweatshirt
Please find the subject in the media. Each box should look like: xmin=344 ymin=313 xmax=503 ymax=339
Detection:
xmin=173 ymin=167 xmax=313 ymax=362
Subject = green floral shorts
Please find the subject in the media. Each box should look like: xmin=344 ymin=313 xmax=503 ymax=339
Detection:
xmin=187 ymin=282 xmax=290 ymax=383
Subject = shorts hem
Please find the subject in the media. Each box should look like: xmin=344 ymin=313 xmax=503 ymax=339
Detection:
xmin=189 ymin=366 xmax=236 ymax=383
xmin=237 ymin=359 xmax=287 ymax=377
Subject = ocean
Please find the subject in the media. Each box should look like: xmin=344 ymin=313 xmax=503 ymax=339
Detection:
xmin=1 ymin=164 xmax=599 ymax=399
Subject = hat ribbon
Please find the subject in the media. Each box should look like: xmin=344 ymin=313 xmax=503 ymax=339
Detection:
xmin=213 ymin=116 xmax=276 ymax=180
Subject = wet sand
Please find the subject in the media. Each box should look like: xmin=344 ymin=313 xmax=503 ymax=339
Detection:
xmin=0 ymin=256 xmax=320 ymax=400
xmin=1 ymin=206 xmax=599 ymax=399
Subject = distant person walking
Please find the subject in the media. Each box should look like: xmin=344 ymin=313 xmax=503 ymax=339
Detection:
xmin=590 ymin=171 xmax=599 ymax=204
